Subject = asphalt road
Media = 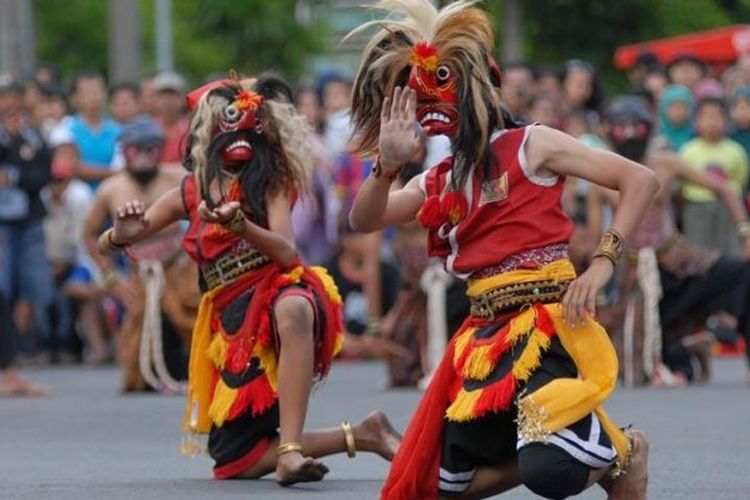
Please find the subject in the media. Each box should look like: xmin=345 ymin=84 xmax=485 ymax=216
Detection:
xmin=1 ymin=358 xmax=749 ymax=500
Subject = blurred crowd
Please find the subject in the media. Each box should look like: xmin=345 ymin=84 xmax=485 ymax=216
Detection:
xmin=3 ymin=48 xmax=750 ymax=395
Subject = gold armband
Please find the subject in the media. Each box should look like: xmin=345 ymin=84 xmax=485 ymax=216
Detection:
xmin=97 ymin=228 xmax=129 ymax=256
xmin=737 ymin=221 xmax=750 ymax=239
xmin=592 ymin=228 xmax=624 ymax=266
xmin=222 ymin=210 xmax=247 ymax=236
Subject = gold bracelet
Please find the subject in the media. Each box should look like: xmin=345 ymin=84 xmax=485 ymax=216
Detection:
xmin=592 ymin=228 xmax=624 ymax=265
xmin=222 ymin=210 xmax=247 ymax=236
xmin=341 ymin=421 xmax=356 ymax=458
xmin=97 ymin=228 xmax=129 ymax=255
xmin=277 ymin=442 xmax=303 ymax=456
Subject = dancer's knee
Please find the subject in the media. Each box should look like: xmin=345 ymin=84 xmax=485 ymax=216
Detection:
xmin=518 ymin=444 xmax=589 ymax=499
xmin=274 ymin=294 xmax=314 ymax=339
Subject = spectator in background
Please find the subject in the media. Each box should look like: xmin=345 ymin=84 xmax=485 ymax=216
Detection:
xmin=38 ymin=86 xmax=69 ymax=142
xmin=657 ymin=85 xmax=695 ymax=152
xmin=667 ymin=53 xmax=705 ymax=91
xmin=729 ymin=87 xmax=750 ymax=162
xmin=325 ymin=221 xmax=400 ymax=337
xmin=152 ymin=71 xmax=189 ymax=167
xmin=694 ymin=78 xmax=725 ymax=100
xmin=0 ymin=79 xmax=54 ymax=359
xmin=139 ymin=73 xmax=159 ymax=118
xmin=721 ymin=65 xmax=748 ymax=96
xmin=562 ymin=59 xmax=603 ymax=114
xmin=642 ymin=65 xmax=668 ymax=101
xmin=318 ymin=70 xmax=353 ymax=158
xmin=681 ymin=97 xmax=749 ymax=256
xmin=34 ymin=63 xmax=63 ymax=89
xmin=628 ymin=52 xmax=660 ymax=89
xmin=42 ymin=157 xmax=97 ymax=362
xmin=535 ymin=64 xmax=562 ymax=102
xmin=527 ymin=93 xmax=561 ymax=128
xmin=58 ymin=71 xmax=121 ymax=186
xmin=109 ymin=82 xmax=142 ymax=126
xmin=501 ymin=61 xmax=535 ymax=121
xmin=24 ymin=80 xmax=47 ymax=130
xmin=292 ymin=86 xmax=338 ymax=265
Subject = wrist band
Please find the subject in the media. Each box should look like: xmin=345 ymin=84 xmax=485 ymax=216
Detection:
xmin=592 ymin=228 xmax=624 ymax=266
xmin=222 ymin=210 xmax=247 ymax=236
xmin=372 ymin=157 xmax=399 ymax=182
xmin=98 ymin=228 xmax=130 ymax=256
xmin=737 ymin=221 xmax=750 ymax=238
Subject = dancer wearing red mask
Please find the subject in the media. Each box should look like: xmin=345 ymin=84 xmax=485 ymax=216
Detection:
xmin=348 ymin=1 xmax=657 ymax=498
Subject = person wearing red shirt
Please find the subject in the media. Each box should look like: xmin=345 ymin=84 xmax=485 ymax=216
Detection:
xmin=348 ymin=1 xmax=658 ymax=499
xmin=96 ymin=74 xmax=400 ymax=487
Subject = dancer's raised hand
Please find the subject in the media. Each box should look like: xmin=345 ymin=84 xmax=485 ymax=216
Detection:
xmin=113 ymin=200 xmax=148 ymax=243
xmin=378 ymin=87 xmax=425 ymax=176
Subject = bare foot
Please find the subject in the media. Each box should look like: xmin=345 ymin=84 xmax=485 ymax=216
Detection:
xmin=608 ymin=429 xmax=649 ymax=500
xmin=275 ymin=451 xmax=329 ymax=486
xmin=0 ymin=374 xmax=51 ymax=397
xmin=354 ymin=411 xmax=402 ymax=461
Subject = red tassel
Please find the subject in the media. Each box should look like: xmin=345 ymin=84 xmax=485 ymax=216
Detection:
xmin=417 ymin=195 xmax=445 ymax=229
xmin=486 ymin=324 xmax=512 ymax=366
xmin=473 ymin=373 xmax=516 ymax=418
xmin=534 ymin=304 xmax=556 ymax=337
xmin=224 ymin=337 xmax=251 ymax=374
xmin=228 ymin=374 xmax=278 ymax=421
xmin=441 ymin=191 xmax=468 ymax=225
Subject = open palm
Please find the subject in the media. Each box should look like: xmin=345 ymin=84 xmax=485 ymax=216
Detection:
xmin=379 ymin=87 xmax=423 ymax=174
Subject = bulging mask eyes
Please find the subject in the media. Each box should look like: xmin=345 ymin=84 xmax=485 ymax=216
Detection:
xmin=436 ymin=65 xmax=451 ymax=84
xmin=223 ymin=104 xmax=241 ymax=122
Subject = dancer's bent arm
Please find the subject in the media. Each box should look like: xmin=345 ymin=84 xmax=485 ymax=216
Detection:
xmin=195 ymin=190 xmax=298 ymax=267
xmin=525 ymin=125 xmax=659 ymax=326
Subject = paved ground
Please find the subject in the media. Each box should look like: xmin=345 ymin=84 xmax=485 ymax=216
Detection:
xmin=1 ymin=358 xmax=749 ymax=499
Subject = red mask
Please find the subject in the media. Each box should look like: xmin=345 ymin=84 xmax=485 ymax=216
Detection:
xmin=407 ymin=42 xmax=459 ymax=136
xmin=218 ymin=90 xmax=263 ymax=164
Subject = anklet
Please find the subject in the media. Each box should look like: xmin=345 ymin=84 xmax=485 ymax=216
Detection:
xmin=341 ymin=421 xmax=356 ymax=458
xmin=277 ymin=442 xmax=303 ymax=456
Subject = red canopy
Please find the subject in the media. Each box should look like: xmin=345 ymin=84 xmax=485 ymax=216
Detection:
xmin=614 ymin=25 xmax=750 ymax=70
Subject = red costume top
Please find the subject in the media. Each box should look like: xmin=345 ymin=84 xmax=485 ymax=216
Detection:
xmin=419 ymin=125 xmax=573 ymax=276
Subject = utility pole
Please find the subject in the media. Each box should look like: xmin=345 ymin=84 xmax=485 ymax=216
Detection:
xmin=502 ymin=0 xmax=523 ymax=63
xmin=108 ymin=0 xmax=141 ymax=83
xmin=0 ymin=0 xmax=35 ymax=78
xmin=155 ymin=0 xmax=174 ymax=72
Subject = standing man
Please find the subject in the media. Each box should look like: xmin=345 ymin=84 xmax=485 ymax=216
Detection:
xmin=0 ymin=78 xmax=55 ymax=362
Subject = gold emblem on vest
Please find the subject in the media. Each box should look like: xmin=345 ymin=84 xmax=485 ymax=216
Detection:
xmin=480 ymin=171 xmax=508 ymax=205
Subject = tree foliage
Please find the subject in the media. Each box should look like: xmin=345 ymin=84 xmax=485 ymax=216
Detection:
xmin=34 ymin=0 xmax=328 ymax=86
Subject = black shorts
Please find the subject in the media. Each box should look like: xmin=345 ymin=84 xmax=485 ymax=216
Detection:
xmin=209 ymin=403 xmax=280 ymax=479
xmin=438 ymin=338 xmax=617 ymax=496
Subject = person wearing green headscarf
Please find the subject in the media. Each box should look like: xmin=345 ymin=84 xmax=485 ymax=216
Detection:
xmin=658 ymin=84 xmax=695 ymax=152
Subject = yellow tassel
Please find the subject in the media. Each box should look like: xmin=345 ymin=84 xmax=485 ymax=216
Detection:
xmin=206 ymin=334 xmax=228 ymax=369
xmin=462 ymin=344 xmax=494 ymax=380
xmin=207 ymin=380 xmax=238 ymax=427
xmin=453 ymin=327 xmax=476 ymax=367
xmin=333 ymin=331 xmax=345 ymax=356
xmin=446 ymin=388 xmax=482 ymax=422
xmin=253 ymin=344 xmax=279 ymax=391
xmin=517 ymin=394 xmax=550 ymax=443
xmin=506 ymin=307 xmax=536 ymax=345
xmin=311 ymin=266 xmax=343 ymax=305
xmin=284 ymin=265 xmax=305 ymax=283
xmin=512 ymin=328 xmax=552 ymax=382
